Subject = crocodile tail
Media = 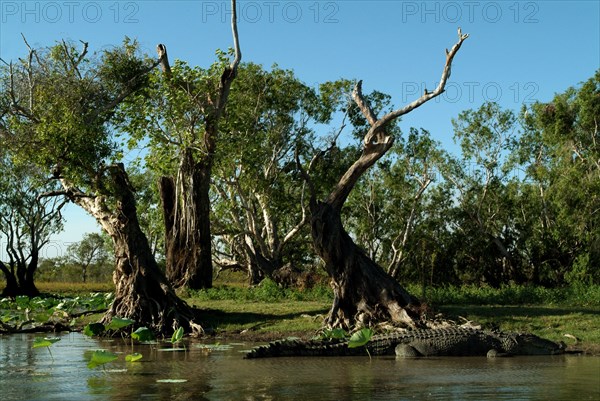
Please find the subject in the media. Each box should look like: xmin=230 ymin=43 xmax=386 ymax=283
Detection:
xmin=245 ymin=339 xmax=346 ymax=358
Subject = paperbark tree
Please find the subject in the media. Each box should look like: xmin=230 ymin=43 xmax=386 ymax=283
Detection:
xmin=304 ymin=29 xmax=469 ymax=329
xmin=0 ymin=160 xmax=66 ymax=297
xmin=153 ymin=0 xmax=242 ymax=289
xmin=212 ymin=64 xmax=319 ymax=285
xmin=0 ymin=38 xmax=200 ymax=335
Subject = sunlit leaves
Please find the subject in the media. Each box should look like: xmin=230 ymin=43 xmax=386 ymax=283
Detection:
xmin=125 ymin=353 xmax=143 ymax=362
xmin=106 ymin=317 xmax=135 ymax=331
xmin=348 ymin=328 xmax=373 ymax=348
xmin=170 ymin=327 xmax=184 ymax=344
xmin=131 ymin=327 xmax=155 ymax=342
xmin=87 ymin=350 xmax=118 ymax=369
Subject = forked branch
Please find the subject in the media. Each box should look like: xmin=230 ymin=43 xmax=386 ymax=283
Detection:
xmin=362 ymin=28 xmax=469 ymax=141
xmin=327 ymin=28 xmax=469 ymax=210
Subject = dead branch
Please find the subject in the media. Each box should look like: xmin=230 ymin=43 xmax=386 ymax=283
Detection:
xmin=326 ymin=28 xmax=469 ymax=211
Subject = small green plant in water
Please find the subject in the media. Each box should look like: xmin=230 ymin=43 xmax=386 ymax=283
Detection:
xmin=32 ymin=337 xmax=61 ymax=360
xmin=131 ymin=327 xmax=155 ymax=342
xmin=348 ymin=328 xmax=374 ymax=359
xmin=106 ymin=317 xmax=135 ymax=331
xmin=125 ymin=352 xmax=143 ymax=362
xmin=87 ymin=350 xmax=118 ymax=369
xmin=171 ymin=327 xmax=184 ymax=343
xmin=319 ymin=328 xmax=348 ymax=340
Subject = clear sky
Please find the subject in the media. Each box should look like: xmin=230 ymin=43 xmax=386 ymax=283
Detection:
xmin=1 ymin=0 xmax=599 ymax=258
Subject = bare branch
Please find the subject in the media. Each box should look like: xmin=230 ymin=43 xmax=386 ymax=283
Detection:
xmin=156 ymin=43 xmax=171 ymax=80
xmin=371 ymin=28 xmax=469 ymax=133
xmin=326 ymin=28 xmax=469 ymax=211
xmin=352 ymin=80 xmax=377 ymax=127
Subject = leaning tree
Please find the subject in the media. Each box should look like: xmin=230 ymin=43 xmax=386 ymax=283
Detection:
xmin=304 ymin=29 xmax=469 ymax=329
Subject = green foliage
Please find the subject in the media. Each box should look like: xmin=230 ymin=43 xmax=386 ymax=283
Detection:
xmin=348 ymin=328 xmax=374 ymax=348
xmin=0 ymin=293 xmax=113 ymax=331
xmin=87 ymin=350 xmax=118 ymax=369
xmin=33 ymin=337 xmax=61 ymax=360
xmin=318 ymin=328 xmax=348 ymax=340
xmin=416 ymin=284 xmax=600 ymax=307
xmin=125 ymin=353 xmax=143 ymax=362
xmin=170 ymin=327 xmax=184 ymax=344
xmin=32 ymin=337 xmax=61 ymax=348
xmin=83 ymin=323 xmax=106 ymax=337
xmin=131 ymin=327 xmax=156 ymax=342
xmin=105 ymin=317 xmax=135 ymax=331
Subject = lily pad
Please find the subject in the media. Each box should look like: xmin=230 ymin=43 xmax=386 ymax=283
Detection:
xmin=83 ymin=323 xmax=106 ymax=337
xmin=348 ymin=328 xmax=373 ymax=348
xmin=131 ymin=327 xmax=155 ymax=342
xmin=106 ymin=317 xmax=134 ymax=331
xmin=87 ymin=350 xmax=118 ymax=369
xmin=33 ymin=337 xmax=61 ymax=348
xmin=125 ymin=353 xmax=143 ymax=362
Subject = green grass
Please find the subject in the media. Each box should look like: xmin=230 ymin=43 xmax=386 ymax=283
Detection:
xmin=188 ymin=299 xmax=329 ymax=336
xmin=36 ymin=281 xmax=114 ymax=295
xmin=3 ymin=280 xmax=599 ymax=353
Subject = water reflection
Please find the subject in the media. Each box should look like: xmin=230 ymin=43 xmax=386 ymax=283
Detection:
xmin=0 ymin=332 xmax=598 ymax=400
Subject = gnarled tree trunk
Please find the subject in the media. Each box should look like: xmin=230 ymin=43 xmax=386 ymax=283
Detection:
xmin=63 ymin=164 xmax=201 ymax=336
xmin=159 ymin=149 xmax=213 ymax=289
xmin=307 ymin=29 xmax=469 ymax=330
xmin=156 ymin=0 xmax=241 ymax=290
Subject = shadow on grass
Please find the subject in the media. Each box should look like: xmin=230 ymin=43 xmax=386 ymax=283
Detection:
xmin=199 ymin=306 xmax=330 ymax=332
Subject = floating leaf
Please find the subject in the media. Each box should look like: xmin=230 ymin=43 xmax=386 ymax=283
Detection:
xmin=125 ymin=353 xmax=143 ymax=362
xmin=106 ymin=317 xmax=135 ymax=331
xmin=194 ymin=343 xmax=234 ymax=351
xmin=157 ymin=348 xmax=186 ymax=352
xmin=170 ymin=327 xmax=184 ymax=344
xmin=87 ymin=350 xmax=118 ymax=369
xmin=156 ymin=379 xmax=187 ymax=383
xmin=83 ymin=323 xmax=106 ymax=337
xmin=33 ymin=337 xmax=61 ymax=348
xmin=348 ymin=328 xmax=373 ymax=348
xmin=131 ymin=327 xmax=155 ymax=342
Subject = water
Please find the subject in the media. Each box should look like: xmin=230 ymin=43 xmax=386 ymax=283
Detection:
xmin=1 ymin=332 xmax=598 ymax=400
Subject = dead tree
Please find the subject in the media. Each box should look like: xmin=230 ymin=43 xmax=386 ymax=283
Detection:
xmin=307 ymin=29 xmax=469 ymax=329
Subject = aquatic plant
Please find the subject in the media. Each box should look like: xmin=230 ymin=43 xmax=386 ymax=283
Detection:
xmin=32 ymin=337 xmax=61 ymax=360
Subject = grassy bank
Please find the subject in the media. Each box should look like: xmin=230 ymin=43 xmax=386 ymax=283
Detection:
xmin=185 ymin=281 xmax=600 ymax=352
xmin=4 ymin=281 xmax=600 ymax=353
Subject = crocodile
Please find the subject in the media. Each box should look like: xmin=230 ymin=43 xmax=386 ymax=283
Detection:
xmin=244 ymin=327 xmax=565 ymax=358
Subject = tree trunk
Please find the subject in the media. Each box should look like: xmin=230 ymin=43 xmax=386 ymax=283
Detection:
xmin=304 ymin=29 xmax=468 ymax=330
xmin=0 ymin=261 xmax=19 ymax=297
xmin=159 ymin=148 xmax=213 ymax=290
xmin=63 ymin=164 xmax=201 ymax=335
xmin=311 ymin=201 xmax=420 ymax=329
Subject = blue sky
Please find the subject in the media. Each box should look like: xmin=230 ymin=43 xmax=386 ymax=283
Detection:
xmin=1 ymin=0 xmax=599 ymax=257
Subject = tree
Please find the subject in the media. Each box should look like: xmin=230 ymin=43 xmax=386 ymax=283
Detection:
xmin=518 ymin=70 xmax=600 ymax=285
xmin=66 ymin=233 xmax=109 ymax=283
xmin=122 ymin=3 xmax=241 ymax=290
xmin=0 ymin=159 xmax=66 ymax=296
xmin=0 ymin=37 xmax=199 ymax=335
xmin=447 ymin=102 xmax=522 ymax=286
xmin=212 ymin=63 xmax=322 ymax=285
xmin=301 ymin=29 xmax=469 ymax=329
